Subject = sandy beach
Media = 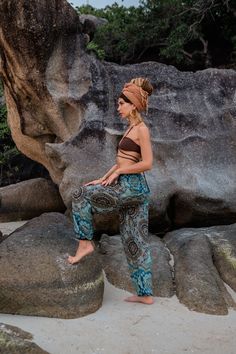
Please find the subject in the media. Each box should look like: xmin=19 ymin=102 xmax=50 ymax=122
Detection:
xmin=0 ymin=221 xmax=236 ymax=354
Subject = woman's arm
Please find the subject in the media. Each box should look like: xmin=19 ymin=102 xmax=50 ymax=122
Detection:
xmin=100 ymin=164 xmax=118 ymax=181
xmin=84 ymin=164 xmax=118 ymax=186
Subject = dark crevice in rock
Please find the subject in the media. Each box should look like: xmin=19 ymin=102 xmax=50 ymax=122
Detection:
xmin=165 ymin=193 xmax=177 ymax=229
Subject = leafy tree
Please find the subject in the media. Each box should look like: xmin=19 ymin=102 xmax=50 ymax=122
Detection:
xmin=76 ymin=0 xmax=236 ymax=70
xmin=160 ymin=0 xmax=236 ymax=69
xmin=77 ymin=4 xmax=144 ymax=64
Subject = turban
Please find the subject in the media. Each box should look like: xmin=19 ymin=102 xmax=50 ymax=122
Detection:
xmin=122 ymin=83 xmax=149 ymax=112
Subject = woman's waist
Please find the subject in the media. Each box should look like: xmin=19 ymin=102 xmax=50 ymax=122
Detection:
xmin=116 ymin=159 xmax=137 ymax=169
xmin=116 ymin=150 xmax=140 ymax=164
xmin=116 ymin=156 xmax=141 ymax=167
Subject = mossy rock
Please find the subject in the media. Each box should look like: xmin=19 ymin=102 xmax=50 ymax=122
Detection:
xmin=0 ymin=323 xmax=49 ymax=354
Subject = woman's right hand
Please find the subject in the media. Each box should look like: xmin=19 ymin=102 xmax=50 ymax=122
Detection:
xmin=84 ymin=178 xmax=103 ymax=186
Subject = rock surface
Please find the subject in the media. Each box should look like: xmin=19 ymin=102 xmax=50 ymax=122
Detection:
xmin=0 ymin=0 xmax=236 ymax=230
xmin=0 ymin=323 xmax=49 ymax=354
xmin=164 ymin=224 xmax=236 ymax=315
xmin=99 ymin=225 xmax=236 ymax=315
xmin=0 ymin=213 xmax=104 ymax=318
xmin=79 ymin=14 xmax=108 ymax=43
xmin=0 ymin=0 xmax=236 ymax=317
xmin=0 ymin=178 xmax=65 ymax=222
xmin=99 ymin=233 xmax=174 ymax=297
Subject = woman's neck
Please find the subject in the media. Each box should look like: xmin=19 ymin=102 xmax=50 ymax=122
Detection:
xmin=129 ymin=120 xmax=141 ymax=127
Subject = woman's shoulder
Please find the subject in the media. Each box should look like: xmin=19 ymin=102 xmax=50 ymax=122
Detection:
xmin=137 ymin=122 xmax=150 ymax=133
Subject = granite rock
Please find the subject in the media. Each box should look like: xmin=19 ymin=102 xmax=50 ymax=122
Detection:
xmin=0 ymin=323 xmax=49 ymax=354
xmin=0 ymin=178 xmax=65 ymax=222
xmin=0 ymin=1 xmax=236 ymax=230
xmin=164 ymin=224 xmax=236 ymax=315
xmin=99 ymin=233 xmax=174 ymax=297
xmin=0 ymin=213 xmax=104 ymax=318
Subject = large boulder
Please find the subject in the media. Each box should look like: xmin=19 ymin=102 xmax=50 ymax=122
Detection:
xmin=79 ymin=14 xmax=108 ymax=43
xmin=0 ymin=178 xmax=65 ymax=222
xmin=164 ymin=224 xmax=236 ymax=315
xmin=0 ymin=0 xmax=236 ymax=230
xmin=0 ymin=212 xmax=104 ymax=318
xmin=0 ymin=323 xmax=49 ymax=354
xmin=99 ymin=233 xmax=174 ymax=297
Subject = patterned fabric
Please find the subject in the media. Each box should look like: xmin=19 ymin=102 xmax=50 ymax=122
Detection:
xmin=72 ymin=173 xmax=153 ymax=297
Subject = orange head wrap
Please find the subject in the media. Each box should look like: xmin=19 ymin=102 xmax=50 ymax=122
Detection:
xmin=121 ymin=82 xmax=149 ymax=112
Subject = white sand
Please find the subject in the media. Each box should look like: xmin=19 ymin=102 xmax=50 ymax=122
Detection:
xmin=0 ymin=221 xmax=236 ymax=354
xmin=0 ymin=220 xmax=28 ymax=235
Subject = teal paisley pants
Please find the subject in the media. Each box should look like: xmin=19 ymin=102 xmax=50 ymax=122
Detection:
xmin=72 ymin=173 xmax=153 ymax=296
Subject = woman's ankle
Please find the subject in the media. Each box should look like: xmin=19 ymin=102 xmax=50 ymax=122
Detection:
xmin=79 ymin=239 xmax=94 ymax=248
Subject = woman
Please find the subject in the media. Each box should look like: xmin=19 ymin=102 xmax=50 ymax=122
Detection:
xmin=68 ymin=78 xmax=154 ymax=305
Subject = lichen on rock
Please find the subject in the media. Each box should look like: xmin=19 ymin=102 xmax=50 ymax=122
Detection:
xmin=0 ymin=323 xmax=48 ymax=354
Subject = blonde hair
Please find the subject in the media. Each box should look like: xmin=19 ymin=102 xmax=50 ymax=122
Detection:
xmin=129 ymin=109 xmax=143 ymax=125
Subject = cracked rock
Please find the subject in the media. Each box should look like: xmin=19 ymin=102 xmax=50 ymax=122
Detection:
xmin=164 ymin=224 xmax=236 ymax=315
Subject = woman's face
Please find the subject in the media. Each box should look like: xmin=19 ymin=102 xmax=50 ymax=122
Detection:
xmin=117 ymin=98 xmax=135 ymax=119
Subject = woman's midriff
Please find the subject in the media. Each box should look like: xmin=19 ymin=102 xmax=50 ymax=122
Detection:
xmin=116 ymin=154 xmax=141 ymax=168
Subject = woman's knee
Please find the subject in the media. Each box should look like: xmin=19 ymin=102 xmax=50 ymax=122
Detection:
xmin=72 ymin=186 xmax=85 ymax=203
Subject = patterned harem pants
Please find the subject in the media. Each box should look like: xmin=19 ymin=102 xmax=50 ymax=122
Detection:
xmin=72 ymin=173 xmax=153 ymax=296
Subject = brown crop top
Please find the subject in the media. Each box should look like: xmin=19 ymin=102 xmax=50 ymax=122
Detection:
xmin=118 ymin=136 xmax=141 ymax=153
xmin=117 ymin=125 xmax=141 ymax=163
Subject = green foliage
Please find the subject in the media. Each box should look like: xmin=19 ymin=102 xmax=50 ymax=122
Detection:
xmin=0 ymin=80 xmax=20 ymax=184
xmin=0 ymin=105 xmax=8 ymax=139
xmin=76 ymin=0 xmax=236 ymax=70
xmin=0 ymin=80 xmax=9 ymax=140
xmin=75 ymin=4 xmax=104 ymax=17
xmin=0 ymin=145 xmax=19 ymax=165
xmin=87 ymin=41 xmax=105 ymax=60
xmin=0 ymin=80 xmax=3 ymax=96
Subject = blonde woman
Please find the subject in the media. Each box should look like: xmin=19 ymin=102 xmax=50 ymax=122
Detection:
xmin=69 ymin=78 xmax=154 ymax=305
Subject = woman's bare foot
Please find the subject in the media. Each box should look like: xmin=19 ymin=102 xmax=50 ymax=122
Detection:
xmin=124 ymin=295 xmax=154 ymax=305
xmin=68 ymin=240 xmax=94 ymax=264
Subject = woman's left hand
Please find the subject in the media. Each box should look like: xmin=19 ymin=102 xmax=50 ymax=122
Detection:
xmin=101 ymin=172 xmax=119 ymax=186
